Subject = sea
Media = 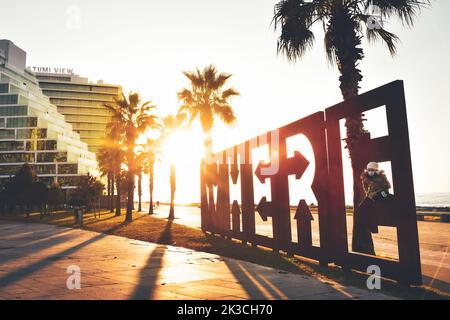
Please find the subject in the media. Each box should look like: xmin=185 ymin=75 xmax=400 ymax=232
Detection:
xmin=415 ymin=192 xmax=450 ymax=208
xmin=140 ymin=193 xmax=450 ymax=209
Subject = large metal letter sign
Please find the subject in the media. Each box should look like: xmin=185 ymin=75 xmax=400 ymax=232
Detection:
xmin=200 ymin=81 xmax=422 ymax=285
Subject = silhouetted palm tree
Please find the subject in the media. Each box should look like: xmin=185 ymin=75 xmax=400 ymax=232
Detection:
xmin=105 ymin=119 xmax=125 ymax=217
xmin=97 ymin=146 xmax=115 ymax=212
xmin=169 ymin=164 xmax=176 ymax=220
xmin=105 ymin=93 xmax=159 ymax=222
xmin=143 ymin=138 xmax=160 ymax=215
xmin=178 ymin=65 xmax=239 ymax=215
xmin=162 ymin=114 xmax=186 ymax=220
xmin=273 ymin=0 xmax=430 ymax=253
xmin=135 ymin=149 xmax=147 ymax=212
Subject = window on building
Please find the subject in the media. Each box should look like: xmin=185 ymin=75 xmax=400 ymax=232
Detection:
xmin=36 ymin=152 xmax=67 ymax=163
xmin=0 ymin=83 xmax=9 ymax=93
xmin=34 ymin=164 xmax=56 ymax=174
xmin=6 ymin=117 xmax=37 ymax=128
xmin=64 ymin=115 xmax=109 ymax=125
xmin=58 ymin=163 xmax=78 ymax=174
xmin=0 ymin=105 xmax=27 ymax=116
xmin=0 ymin=129 xmax=15 ymax=139
xmin=16 ymin=128 xmax=47 ymax=139
xmin=27 ymin=140 xmax=57 ymax=151
xmin=0 ymin=94 xmax=18 ymax=105
xmin=0 ymin=165 xmax=22 ymax=175
xmin=37 ymin=129 xmax=47 ymax=139
xmin=37 ymin=76 xmax=71 ymax=82
xmin=38 ymin=140 xmax=57 ymax=151
xmin=0 ymin=153 xmax=34 ymax=163
xmin=0 ymin=141 xmax=25 ymax=151
xmin=38 ymin=82 xmax=119 ymax=94
xmin=44 ymin=90 xmax=115 ymax=100
xmin=57 ymin=176 xmax=80 ymax=187
xmin=25 ymin=140 xmax=36 ymax=151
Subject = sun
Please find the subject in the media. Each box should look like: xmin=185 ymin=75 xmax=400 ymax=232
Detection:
xmin=162 ymin=129 xmax=204 ymax=167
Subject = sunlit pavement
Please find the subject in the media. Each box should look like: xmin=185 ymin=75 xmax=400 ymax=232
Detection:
xmin=145 ymin=204 xmax=450 ymax=294
xmin=0 ymin=221 xmax=395 ymax=300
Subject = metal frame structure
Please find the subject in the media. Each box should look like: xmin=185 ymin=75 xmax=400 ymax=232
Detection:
xmin=200 ymin=80 xmax=422 ymax=285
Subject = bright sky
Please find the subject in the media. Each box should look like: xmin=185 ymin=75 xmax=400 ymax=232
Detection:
xmin=1 ymin=0 xmax=449 ymax=204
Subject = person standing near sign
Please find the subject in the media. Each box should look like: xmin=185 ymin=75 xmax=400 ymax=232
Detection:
xmin=352 ymin=162 xmax=393 ymax=255
xmin=362 ymin=162 xmax=392 ymax=201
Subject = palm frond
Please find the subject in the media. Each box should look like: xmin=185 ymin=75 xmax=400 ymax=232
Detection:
xmin=183 ymin=70 xmax=204 ymax=88
xmin=213 ymin=104 xmax=237 ymax=126
xmin=273 ymin=0 xmax=317 ymax=62
xmin=221 ymin=88 xmax=240 ymax=99
xmin=178 ymin=65 xmax=238 ymax=137
xmin=177 ymin=88 xmax=194 ymax=104
xmin=128 ymin=92 xmax=140 ymax=109
xmin=366 ymin=24 xmax=399 ymax=55
xmin=368 ymin=0 xmax=431 ymax=27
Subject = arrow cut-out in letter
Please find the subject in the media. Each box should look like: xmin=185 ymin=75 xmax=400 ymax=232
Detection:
xmin=286 ymin=151 xmax=309 ymax=180
xmin=254 ymin=150 xmax=309 ymax=184
xmin=294 ymin=199 xmax=314 ymax=222
xmin=230 ymin=163 xmax=239 ymax=184
xmin=256 ymin=196 xmax=273 ymax=222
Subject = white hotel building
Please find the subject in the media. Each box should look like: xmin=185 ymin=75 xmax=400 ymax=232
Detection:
xmin=0 ymin=40 xmax=98 ymax=190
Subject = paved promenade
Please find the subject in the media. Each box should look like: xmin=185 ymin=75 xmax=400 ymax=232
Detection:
xmin=0 ymin=222 xmax=394 ymax=300
xmin=145 ymin=204 xmax=450 ymax=294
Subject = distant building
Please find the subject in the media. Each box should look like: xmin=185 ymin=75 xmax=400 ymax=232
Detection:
xmin=0 ymin=39 xmax=98 ymax=190
xmin=34 ymin=71 xmax=121 ymax=154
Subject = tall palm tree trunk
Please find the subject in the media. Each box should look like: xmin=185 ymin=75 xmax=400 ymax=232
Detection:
xmin=168 ymin=163 xmax=176 ymax=220
xmin=204 ymin=134 xmax=216 ymax=229
xmin=126 ymin=171 xmax=134 ymax=222
xmin=149 ymin=163 xmax=154 ymax=215
xmin=106 ymin=172 xmax=111 ymax=211
xmin=330 ymin=4 xmax=373 ymax=254
xmin=125 ymin=145 xmax=135 ymax=222
xmin=110 ymin=173 xmax=115 ymax=213
xmin=115 ymin=172 xmax=121 ymax=217
xmin=137 ymin=170 xmax=142 ymax=212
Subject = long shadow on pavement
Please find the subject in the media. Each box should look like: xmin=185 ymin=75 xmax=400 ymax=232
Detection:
xmin=0 ymin=231 xmax=77 ymax=265
xmin=422 ymin=275 xmax=450 ymax=295
xmin=0 ymin=222 xmax=128 ymax=290
xmin=224 ymin=257 xmax=349 ymax=300
xmin=128 ymin=220 xmax=173 ymax=299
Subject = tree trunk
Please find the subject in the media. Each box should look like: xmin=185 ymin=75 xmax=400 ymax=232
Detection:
xmin=115 ymin=173 xmax=121 ymax=217
xmin=329 ymin=4 xmax=373 ymax=254
xmin=204 ymin=132 xmax=216 ymax=229
xmin=110 ymin=173 xmax=115 ymax=213
xmin=126 ymin=170 xmax=134 ymax=222
xmin=168 ymin=163 xmax=176 ymax=220
xmin=125 ymin=142 xmax=136 ymax=222
xmin=149 ymin=163 xmax=154 ymax=215
xmin=106 ymin=172 xmax=111 ymax=211
xmin=137 ymin=170 xmax=142 ymax=212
